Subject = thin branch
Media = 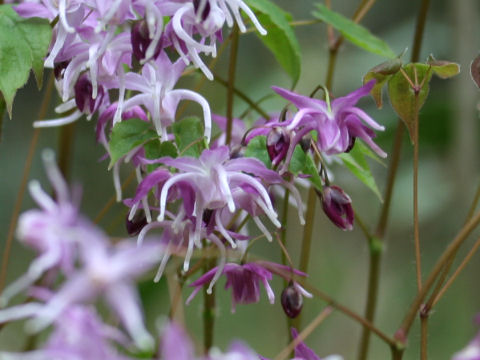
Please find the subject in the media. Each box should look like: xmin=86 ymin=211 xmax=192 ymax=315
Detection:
xmin=212 ymin=73 xmax=270 ymax=120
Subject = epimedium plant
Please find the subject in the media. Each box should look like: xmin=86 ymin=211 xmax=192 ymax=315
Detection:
xmin=0 ymin=1 xmax=478 ymax=360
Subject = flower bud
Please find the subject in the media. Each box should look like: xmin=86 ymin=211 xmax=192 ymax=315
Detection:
xmin=320 ymin=185 xmax=354 ymax=231
xmin=281 ymin=282 xmax=303 ymax=318
xmin=126 ymin=211 xmax=147 ymax=236
xmin=74 ymin=74 xmax=104 ymax=115
xmin=131 ymin=20 xmax=162 ymax=61
xmin=267 ymin=127 xmax=290 ymax=166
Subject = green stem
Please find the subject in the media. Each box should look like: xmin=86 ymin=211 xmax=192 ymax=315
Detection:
xmin=359 ymin=0 xmax=431 ymax=357
xmin=226 ymin=26 xmax=239 ymax=146
xmin=203 ymin=257 xmax=216 ymax=353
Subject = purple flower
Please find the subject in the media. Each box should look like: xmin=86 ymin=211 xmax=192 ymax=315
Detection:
xmin=0 ymin=240 xmax=162 ymax=351
xmin=208 ymin=341 xmax=262 ymax=360
xmin=0 ymin=305 xmax=130 ymax=360
xmin=320 ymin=185 xmax=354 ymax=231
xmin=160 ymin=321 xmax=196 ymax=360
xmin=290 ymin=328 xmax=343 ymax=360
xmin=187 ymin=262 xmax=308 ymax=312
xmin=0 ymin=150 xmax=106 ymax=306
xmin=166 ymin=0 xmax=266 ymax=80
xmin=270 ymin=81 xmax=386 ymax=172
xmin=116 ymin=52 xmax=212 ymax=141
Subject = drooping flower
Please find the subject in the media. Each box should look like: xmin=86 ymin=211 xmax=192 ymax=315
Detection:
xmin=270 ymin=81 xmax=386 ymax=172
xmin=187 ymin=262 xmax=308 ymax=312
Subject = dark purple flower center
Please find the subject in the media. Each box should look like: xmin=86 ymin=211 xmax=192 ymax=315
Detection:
xmin=54 ymin=61 xmax=69 ymax=80
xmin=74 ymin=74 xmax=104 ymax=114
xmin=131 ymin=20 xmax=163 ymax=61
xmin=267 ymin=127 xmax=290 ymax=165
xmin=193 ymin=0 xmax=211 ymax=22
xmin=125 ymin=211 xmax=148 ymax=236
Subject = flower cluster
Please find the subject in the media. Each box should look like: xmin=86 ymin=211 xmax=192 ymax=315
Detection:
xmin=2 ymin=1 xmax=392 ymax=358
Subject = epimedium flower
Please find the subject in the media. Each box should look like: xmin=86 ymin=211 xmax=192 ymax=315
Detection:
xmin=166 ymin=0 xmax=266 ymax=80
xmin=131 ymin=146 xmax=282 ymax=247
xmin=0 ymin=239 xmax=163 ymax=351
xmin=186 ymin=261 xmax=309 ymax=312
xmin=0 ymin=150 xmax=107 ymax=306
xmin=270 ymin=80 xmax=386 ymax=172
xmin=114 ymin=51 xmax=212 ymax=141
xmin=0 ymin=304 xmax=131 ymax=360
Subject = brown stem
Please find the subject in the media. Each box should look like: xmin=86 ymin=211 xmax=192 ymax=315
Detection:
xmin=431 ymin=235 xmax=480 ymax=308
xmin=397 ymin=211 xmax=480 ymax=342
xmin=0 ymin=73 xmax=55 ymax=293
xmin=360 ymin=0 xmax=431 ymax=357
xmin=413 ymin=95 xmax=422 ymax=292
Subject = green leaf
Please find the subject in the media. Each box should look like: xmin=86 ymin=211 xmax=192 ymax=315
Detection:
xmin=15 ymin=17 xmax=52 ymax=88
xmin=144 ymin=140 xmax=178 ymax=173
xmin=0 ymin=5 xmax=52 ymax=116
xmin=288 ymin=145 xmax=307 ymax=175
xmin=363 ymin=58 xmax=403 ymax=108
xmin=172 ymin=117 xmax=206 ymax=157
xmin=313 ymin=3 xmax=395 ymax=59
xmin=387 ymin=63 xmax=432 ymax=143
xmin=427 ymin=55 xmax=460 ymax=79
xmin=355 ymin=140 xmax=385 ymax=167
xmin=244 ymin=0 xmax=301 ymax=85
xmin=339 ymin=145 xmax=382 ymax=200
xmin=244 ymin=136 xmax=271 ymax=168
xmin=108 ymin=119 xmax=157 ymax=168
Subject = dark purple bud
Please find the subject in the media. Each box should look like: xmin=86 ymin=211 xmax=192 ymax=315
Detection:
xmin=281 ymin=282 xmax=303 ymax=318
xmin=320 ymin=185 xmax=354 ymax=231
xmin=131 ymin=20 xmax=162 ymax=61
xmin=345 ymin=136 xmax=356 ymax=153
xmin=299 ymin=133 xmax=312 ymax=153
xmin=193 ymin=0 xmax=211 ymax=21
xmin=126 ymin=211 xmax=148 ymax=236
xmin=267 ymin=127 xmax=290 ymax=166
xmin=54 ymin=61 xmax=69 ymax=80
xmin=74 ymin=74 xmax=104 ymax=114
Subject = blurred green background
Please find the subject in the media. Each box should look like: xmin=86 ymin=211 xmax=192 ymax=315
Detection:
xmin=1 ymin=0 xmax=480 ymax=359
